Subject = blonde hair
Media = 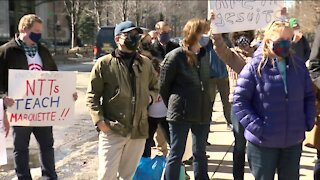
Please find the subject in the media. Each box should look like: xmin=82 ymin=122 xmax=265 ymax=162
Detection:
xmin=257 ymin=21 xmax=293 ymax=76
xmin=181 ymin=18 xmax=205 ymax=66
xmin=18 ymin=14 xmax=42 ymax=32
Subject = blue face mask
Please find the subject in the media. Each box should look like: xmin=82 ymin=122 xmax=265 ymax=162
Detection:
xmin=159 ymin=33 xmax=170 ymax=44
xmin=29 ymin=32 xmax=42 ymax=43
xmin=199 ymin=35 xmax=210 ymax=47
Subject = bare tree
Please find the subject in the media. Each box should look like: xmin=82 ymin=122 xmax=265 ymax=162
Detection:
xmin=64 ymin=0 xmax=87 ymax=48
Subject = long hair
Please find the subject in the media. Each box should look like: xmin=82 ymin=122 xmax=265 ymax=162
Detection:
xmin=181 ymin=18 xmax=205 ymax=66
xmin=257 ymin=20 xmax=294 ymax=76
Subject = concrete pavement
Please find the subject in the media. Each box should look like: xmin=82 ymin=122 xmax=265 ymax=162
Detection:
xmin=184 ymin=95 xmax=318 ymax=180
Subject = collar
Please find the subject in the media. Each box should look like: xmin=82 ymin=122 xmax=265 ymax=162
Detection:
xmin=113 ymin=49 xmax=143 ymax=62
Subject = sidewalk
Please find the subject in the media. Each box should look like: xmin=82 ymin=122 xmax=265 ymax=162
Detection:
xmin=184 ymin=95 xmax=317 ymax=180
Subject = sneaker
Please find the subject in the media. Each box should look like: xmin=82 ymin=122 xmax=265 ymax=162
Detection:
xmin=185 ymin=171 xmax=190 ymax=180
xmin=183 ymin=157 xmax=193 ymax=165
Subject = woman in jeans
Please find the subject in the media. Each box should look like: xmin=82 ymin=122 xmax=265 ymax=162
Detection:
xmin=233 ymin=20 xmax=316 ymax=180
xmin=160 ymin=18 xmax=211 ymax=180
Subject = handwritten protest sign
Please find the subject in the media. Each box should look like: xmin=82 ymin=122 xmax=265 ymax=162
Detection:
xmin=208 ymin=0 xmax=284 ymax=33
xmin=0 ymin=99 xmax=7 ymax=165
xmin=7 ymin=70 xmax=76 ymax=126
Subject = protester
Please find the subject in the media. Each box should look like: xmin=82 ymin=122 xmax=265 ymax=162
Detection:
xmin=138 ymin=33 xmax=170 ymax=157
xmin=148 ymin=30 xmax=158 ymax=44
xmin=209 ymin=12 xmax=257 ymax=179
xmin=233 ymin=20 xmax=316 ymax=180
xmin=152 ymin=21 xmax=180 ymax=60
xmin=86 ymin=21 xmax=159 ymax=180
xmin=0 ymin=14 xmax=77 ymax=180
xmin=160 ymin=18 xmax=211 ymax=180
xmin=212 ymin=30 xmax=256 ymax=180
xmin=203 ymin=24 xmax=232 ymax=130
xmin=289 ymin=18 xmax=311 ymax=62
xmin=308 ymin=24 xmax=320 ymax=180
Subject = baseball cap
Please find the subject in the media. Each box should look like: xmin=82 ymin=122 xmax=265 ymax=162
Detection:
xmin=114 ymin=21 xmax=143 ymax=37
xmin=289 ymin=18 xmax=299 ymax=28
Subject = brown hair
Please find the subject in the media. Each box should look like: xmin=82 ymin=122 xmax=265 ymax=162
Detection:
xmin=181 ymin=18 xmax=205 ymax=66
xmin=18 ymin=14 xmax=42 ymax=32
xmin=257 ymin=20 xmax=294 ymax=76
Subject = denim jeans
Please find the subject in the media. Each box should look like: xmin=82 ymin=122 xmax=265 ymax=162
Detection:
xmin=247 ymin=142 xmax=302 ymax=180
xmin=164 ymin=122 xmax=210 ymax=180
xmin=13 ymin=126 xmax=57 ymax=180
xmin=231 ymin=109 xmax=247 ymax=180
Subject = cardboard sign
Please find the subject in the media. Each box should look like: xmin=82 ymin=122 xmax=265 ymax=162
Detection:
xmin=7 ymin=70 xmax=76 ymax=126
xmin=0 ymin=99 xmax=7 ymax=165
xmin=208 ymin=0 xmax=284 ymax=33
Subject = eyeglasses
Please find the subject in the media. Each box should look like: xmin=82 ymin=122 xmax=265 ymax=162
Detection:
xmin=267 ymin=19 xmax=290 ymax=30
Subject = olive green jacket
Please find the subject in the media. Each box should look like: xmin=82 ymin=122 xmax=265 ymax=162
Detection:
xmin=86 ymin=51 xmax=159 ymax=139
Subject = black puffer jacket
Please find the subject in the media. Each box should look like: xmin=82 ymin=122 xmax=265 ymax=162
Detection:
xmin=160 ymin=47 xmax=212 ymax=124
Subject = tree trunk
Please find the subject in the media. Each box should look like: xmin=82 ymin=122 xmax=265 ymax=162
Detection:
xmin=122 ymin=0 xmax=127 ymax=21
xmin=94 ymin=0 xmax=101 ymax=29
xmin=71 ymin=13 xmax=77 ymax=48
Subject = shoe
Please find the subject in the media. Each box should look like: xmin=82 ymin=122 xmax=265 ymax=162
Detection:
xmin=206 ymin=141 xmax=212 ymax=146
xmin=183 ymin=157 xmax=193 ymax=165
xmin=185 ymin=171 xmax=190 ymax=180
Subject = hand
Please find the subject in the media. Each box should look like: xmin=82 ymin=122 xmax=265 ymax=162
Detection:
xmin=3 ymin=96 xmax=14 ymax=107
xmin=72 ymin=92 xmax=78 ymax=101
xmin=97 ymin=121 xmax=110 ymax=133
xmin=4 ymin=112 xmax=10 ymax=137
xmin=208 ymin=10 xmax=215 ymax=21
xmin=280 ymin=7 xmax=287 ymax=17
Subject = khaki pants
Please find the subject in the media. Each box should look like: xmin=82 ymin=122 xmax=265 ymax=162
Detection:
xmin=209 ymin=77 xmax=232 ymax=125
xmin=155 ymin=128 xmax=168 ymax=156
xmin=98 ymin=131 xmax=146 ymax=180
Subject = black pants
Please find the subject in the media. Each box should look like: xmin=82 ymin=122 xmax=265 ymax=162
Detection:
xmin=13 ymin=126 xmax=57 ymax=180
xmin=142 ymin=117 xmax=170 ymax=157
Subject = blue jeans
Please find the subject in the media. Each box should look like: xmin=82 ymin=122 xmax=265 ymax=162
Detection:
xmin=231 ymin=109 xmax=247 ymax=180
xmin=164 ymin=122 xmax=210 ymax=180
xmin=13 ymin=126 xmax=57 ymax=180
xmin=247 ymin=142 xmax=302 ymax=180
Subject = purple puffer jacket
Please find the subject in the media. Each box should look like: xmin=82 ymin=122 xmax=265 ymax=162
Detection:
xmin=233 ymin=48 xmax=316 ymax=148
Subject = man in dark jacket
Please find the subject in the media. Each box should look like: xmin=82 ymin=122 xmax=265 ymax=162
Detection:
xmin=152 ymin=21 xmax=180 ymax=60
xmin=0 ymin=14 xmax=58 ymax=179
xmin=290 ymin=18 xmax=311 ymax=62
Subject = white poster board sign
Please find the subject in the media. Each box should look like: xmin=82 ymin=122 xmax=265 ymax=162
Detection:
xmin=7 ymin=70 xmax=76 ymax=126
xmin=208 ymin=0 xmax=284 ymax=33
xmin=0 ymin=99 xmax=7 ymax=165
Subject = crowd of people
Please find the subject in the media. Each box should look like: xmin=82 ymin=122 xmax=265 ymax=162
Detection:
xmin=1 ymin=6 xmax=320 ymax=180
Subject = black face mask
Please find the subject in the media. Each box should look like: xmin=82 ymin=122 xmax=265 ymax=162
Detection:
xmin=124 ymin=33 xmax=141 ymax=51
xmin=141 ymin=42 xmax=152 ymax=51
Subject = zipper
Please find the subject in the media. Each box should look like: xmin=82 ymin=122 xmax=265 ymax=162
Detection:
xmin=119 ymin=58 xmax=136 ymax=124
xmin=196 ymin=58 xmax=204 ymax=120
xmin=130 ymin=64 xmax=137 ymax=122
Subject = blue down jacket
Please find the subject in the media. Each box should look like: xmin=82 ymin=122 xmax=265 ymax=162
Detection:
xmin=233 ymin=47 xmax=316 ymax=148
